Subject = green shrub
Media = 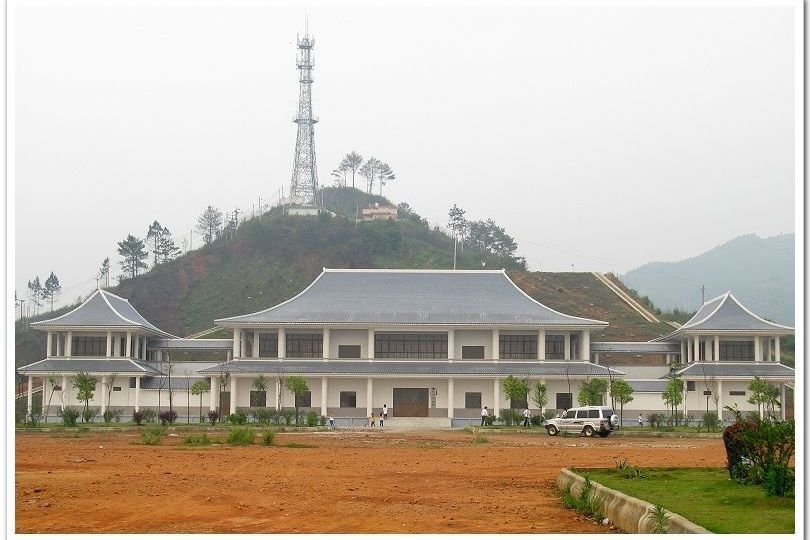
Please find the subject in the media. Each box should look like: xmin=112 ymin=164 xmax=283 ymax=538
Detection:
xmin=252 ymin=409 xmax=273 ymax=425
xmin=484 ymin=414 xmax=495 ymax=426
xmin=81 ymin=408 xmax=98 ymax=423
xmin=183 ymin=433 xmax=212 ymax=446
xmin=530 ymin=414 xmax=544 ymax=426
xmin=651 ymin=504 xmax=668 ymax=533
xmin=319 ymin=415 xmax=327 ymax=426
xmin=498 ymin=409 xmax=521 ymax=426
xmin=305 ymin=411 xmax=319 ymax=427
xmin=142 ymin=409 xmax=158 ymax=423
xmin=227 ymin=427 xmax=254 ymax=445
xmin=703 ymin=412 xmax=719 ymax=432
xmin=102 ymin=409 xmax=122 ymax=424
xmin=281 ymin=410 xmax=295 ymax=426
xmin=723 ymin=417 xmax=795 ymax=497
xmin=270 ymin=410 xmax=282 ymax=425
xmin=764 ymin=463 xmax=793 ymax=497
xmin=132 ymin=411 xmax=145 ymax=425
xmin=158 ymin=410 xmax=178 ymax=426
xmin=228 ymin=410 xmax=247 ymax=425
xmin=473 ymin=433 xmax=489 ymax=444
xmin=60 ymin=408 xmax=80 ymax=427
xmin=261 ymin=431 xmax=276 ymax=446
xmin=141 ymin=426 xmax=166 ymax=445
xmin=647 ymin=413 xmax=666 ymax=430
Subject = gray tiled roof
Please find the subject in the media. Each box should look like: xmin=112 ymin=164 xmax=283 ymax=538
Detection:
xmin=216 ymin=269 xmax=608 ymax=328
xmin=661 ymin=292 xmax=793 ymax=339
xmin=17 ymin=358 xmax=161 ymax=375
xmin=676 ymin=362 xmax=795 ymax=379
xmin=148 ymin=338 xmax=233 ymax=350
xmin=30 ymin=290 xmax=175 ymax=338
xmin=139 ymin=376 xmax=209 ymax=390
xmin=196 ymin=360 xmax=623 ymax=377
xmin=591 ymin=342 xmax=680 ymax=354
xmin=628 ymin=380 xmax=668 ymax=393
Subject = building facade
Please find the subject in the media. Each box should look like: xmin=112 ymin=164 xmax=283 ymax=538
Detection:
xmin=18 ymin=270 xmax=795 ymax=425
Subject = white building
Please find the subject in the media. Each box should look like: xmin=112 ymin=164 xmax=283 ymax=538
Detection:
xmin=18 ymin=270 xmax=794 ymax=425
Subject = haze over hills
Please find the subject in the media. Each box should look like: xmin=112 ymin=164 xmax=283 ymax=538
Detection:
xmin=621 ymin=233 xmax=795 ymax=325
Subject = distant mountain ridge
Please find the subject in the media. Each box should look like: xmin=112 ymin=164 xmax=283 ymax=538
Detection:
xmin=621 ymin=233 xmax=795 ymax=325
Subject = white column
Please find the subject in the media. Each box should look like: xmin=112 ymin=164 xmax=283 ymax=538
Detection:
xmin=366 ymin=378 xmax=374 ymax=416
xmin=493 ymin=378 xmax=501 ymax=417
xmin=539 ymin=378 xmax=547 ymax=415
xmin=717 ymin=380 xmax=723 ymax=419
xmin=65 ymin=331 xmax=73 ymax=357
xmin=754 ymin=335 xmax=761 ymax=362
xmin=233 ymin=328 xmax=241 ymax=358
xmin=693 ymin=336 xmax=700 ymax=363
xmin=209 ymin=377 xmax=218 ymax=411
xmin=447 ymin=377 xmax=455 ymax=418
xmin=46 ymin=332 xmax=53 ymax=357
xmin=321 ymin=377 xmax=328 ymax=416
xmin=241 ymin=332 xmax=248 ymax=359
xmin=714 ymin=336 xmax=720 ymax=362
xmin=135 ymin=335 xmax=141 ymax=360
xmin=538 ymin=329 xmax=546 ymax=360
xmin=230 ymin=377 xmax=238 ymax=414
xmin=594 ymin=352 xmax=600 ymax=365
xmin=367 ymin=329 xmax=375 ymax=361
xmin=253 ymin=330 xmax=259 ymax=358
xmin=27 ymin=376 xmax=33 ymax=414
xmin=278 ymin=328 xmax=286 ymax=358
xmin=685 ymin=338 xmax=691 ymax=363
xmin=323 ymin=328 xmax=330 ymax=361
xmin=125 ymin=331 xmax=132 ymax=358
xmin=682 ymin=382 xmax=688 ymax=416
xmin=61 ymin=375 xmax=68 ymax=409
xmin=106 ymin=331 xmax=112 ymax=358
xmin=680 ymin=340 xmax=686 ymax=364
xmin=56 ymin=333 xmax=63 ymax=356
xmin=447 ymin=329 xmax=455 ymax=362
xmin=563 ymin=334 xmax=571 ymax=360
xmin=766 ymin=338 xmax=772 ymax=362
xmin=142 ymin=338 xmax=147 ymax=360
xmin=775 ymin=337 xmax=781 ymax=363
xmin=580 ymin=330 xmax=590 ymax=361
xmin=134 ymin=376 xmax=141 ymax=412
xmin=100 ymin=376 xmax=108 ymax=414
xmin=492 ymin=329 xmax=500 ymax=361
xmin=275 ymin=377 xmax=281 ymax=410
xmin=780 ymin=384 xmax=786 ymax=419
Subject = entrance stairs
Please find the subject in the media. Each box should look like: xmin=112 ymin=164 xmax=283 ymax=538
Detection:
xmin=384 ymin=417 xmax=451 ymax=430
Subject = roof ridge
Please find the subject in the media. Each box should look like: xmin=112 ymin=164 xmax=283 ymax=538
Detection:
xmin=323 ymin=268 xmax=505 ymax=274
xmin=726 ymin=292 xmax=794 ymax=330
xmin=98 ymin=290 xmax=139 ymax=326
xmin=682 ymin=292 xmax=730 ymax=329
xmin=31 ymin=289 xmax=104 ymax=326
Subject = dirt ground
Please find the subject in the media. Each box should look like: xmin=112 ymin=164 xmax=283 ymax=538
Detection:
xmin=15 ymin=429 xmax=727 ymax=533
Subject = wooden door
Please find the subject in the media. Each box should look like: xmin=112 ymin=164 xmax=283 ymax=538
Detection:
xmin=393 ymin=388 xmax=429 ymax=417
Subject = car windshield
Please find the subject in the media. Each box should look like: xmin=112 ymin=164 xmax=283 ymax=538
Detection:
xmin=563 ymin=410 xmax=576 ymax=419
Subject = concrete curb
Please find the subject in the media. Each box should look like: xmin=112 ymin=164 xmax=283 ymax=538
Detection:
xmin=556 ymin=468 xmax=712 ymax=534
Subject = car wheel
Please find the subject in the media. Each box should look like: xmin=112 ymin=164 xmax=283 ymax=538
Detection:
xmin=547 ymin=425 xmax=559 ymax=436
xmin=598 ymin=431 xmax=609 ymax=438
xmin=583 ymin=425 xmax=595 ymax=437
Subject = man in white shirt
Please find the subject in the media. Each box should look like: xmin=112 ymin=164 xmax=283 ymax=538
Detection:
xmin=523 ymin=407 xmax=531 ymax=428
xmin=481 ymin=406 xmax=489 ymax=426
xmin=383 ymin=404 xmax=388 ymax=420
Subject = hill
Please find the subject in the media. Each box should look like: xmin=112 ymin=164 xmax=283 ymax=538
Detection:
xmin=621 ymin=233 xmax=795 ymax=325
xmin=15 ymin=188 xmax=678 ymax=369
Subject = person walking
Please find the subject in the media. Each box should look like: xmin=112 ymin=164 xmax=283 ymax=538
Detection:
xmin=638 ymin=413 xmax=643 ymax=427
xmin=383 ymin=404 xmax=388 ymax=420
xmin=379 ymin=411 xmax=385 ymax=428
xmin=523 ymin=407 xmax=531 ymax=428
xmin=328 ymin=415 xmax=335 ymax=429
xmin=481 ymin=406 xmax=489 ymax=426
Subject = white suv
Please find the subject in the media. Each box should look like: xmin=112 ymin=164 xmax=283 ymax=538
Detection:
xmin=545 ymin=406 xmax=619 ymax=437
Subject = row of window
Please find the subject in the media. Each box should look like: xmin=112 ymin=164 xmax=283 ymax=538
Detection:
xmin=69 ymin=336 xmax=143 ymax=357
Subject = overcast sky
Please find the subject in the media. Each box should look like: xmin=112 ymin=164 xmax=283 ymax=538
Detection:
xmin=13 ymin=3 xmax=797 ymax=310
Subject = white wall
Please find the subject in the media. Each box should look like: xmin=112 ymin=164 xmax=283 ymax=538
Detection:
xmin=454 ymin=330 xmax=495 ymax=359
xmin=329 ymin=330 xmax=369 ymax=358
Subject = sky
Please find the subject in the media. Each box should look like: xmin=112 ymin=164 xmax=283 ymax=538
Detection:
xmin=13 ymin=3 xmax=797 ymax=311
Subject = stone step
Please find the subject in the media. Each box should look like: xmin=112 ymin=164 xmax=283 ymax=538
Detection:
xmin=383 ymin=417 xmax=451 ymax=429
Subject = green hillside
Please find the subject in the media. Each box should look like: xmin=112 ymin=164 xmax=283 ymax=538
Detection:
xmin=15 ymin=188 xmax=678 ymax=368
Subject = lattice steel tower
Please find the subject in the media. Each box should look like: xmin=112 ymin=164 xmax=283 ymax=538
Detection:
xmin=289 ymin=26 xmax=318 ymax=206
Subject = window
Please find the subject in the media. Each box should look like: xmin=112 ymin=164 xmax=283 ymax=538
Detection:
xmin=295 ymin=391 xmax=312 ymax=408
xmin=112 ymin=386 xmax=122 ymax=392
xmin=730 ymin=391 xmax=746 ymax=396
xmin=72 ymin=336 xmax=106 ymax=356
xmin=374 ymin=333 xmax=448 ymax=359
xmin=546 ymin=336 xmax=565 ymax=359
xmin=286 ymin=334 xmax=323 ymax=358
xmin=576 ymin=410 xmax=589 ymax=419
xmin=338 ymin=345 xmax=361 ymax=359
xmin=587 ymin=409 xmax=600 ymax=418
xmin=686 ymin=381 xmax=696 ymax=391
xmin=500 ymin=335 xmax=537 ymax=359
xmin=339 ymin=391 xmax=357 ymax=408
xmin=250 ymin=390 xmax=267 ymax=407
xmin=556 ymin=392 xmax=572 ymax=410
xmin=259 ymin=334 xmax=279 ymax=357
xmin=720 ymin=341 xmax=754 ymax=362
xmin=563 ymin=409 xmax=576 ymax=419
xmin=129 ymin=377 xmax=137 ymax=389
xmin=461 ymin=346 xmax=485 ymax=359
xmin=465 ymin=392 xmax=482 ymax=409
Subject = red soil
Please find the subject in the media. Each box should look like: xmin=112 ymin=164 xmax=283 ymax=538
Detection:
xmin=15 ymin=430 xmax=726 ymax=533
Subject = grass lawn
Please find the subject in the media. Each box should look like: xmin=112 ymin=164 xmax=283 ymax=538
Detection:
xmin=581 ymin=467 xmax=794 ymax=534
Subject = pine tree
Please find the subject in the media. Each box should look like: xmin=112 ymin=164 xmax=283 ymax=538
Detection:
xmin=27 ymin=276 xmax=42 ymax=315
xmin=377 ymin=162 xmax=395 ymax=196
xmin=157 ymin=232 xmax=181 ymax=262
xmin=146 ymin=221 xmax=166 ymax=267
xmin=117 ymin=234 xmax=149 ymax=279
xmin=196 ymin=206 xmax=223 ymax=244
xmin=42 ymin=272 xmax=61 ymax=311
xmin=339 ymin=152 xmax=364 ymax=189
xmin=359 ymin=157 xmax=381 ymax=194
xmin=99 ymin=258 xmax=110 ymax=287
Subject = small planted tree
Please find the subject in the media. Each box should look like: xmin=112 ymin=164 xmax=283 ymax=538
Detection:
xmin=285 ymin=376 xmax=310 ymax=425
xmin=44 ymin=374 xmax=60 ymax=422
xmin=748 ymin=376 xmax=780 ymax=419
xmin=578 ymin=378 xmax=608 ymax=406
xmin=530 ymin=381 xmax=548 ymax=418
xmin=191 ymin=380 xmax=210 ymax=423
xmin=662 ymin=377 xmax=684 ymax=425
xmin=502 ymin=375 xmax=529 ymax=411
xmin=609 ymin=379 xmax=634 ymax=428
xmin=73 ymin=371 xmax=97 ymax=422
xmin=252 ymin=375 xmax=268 ymax=408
